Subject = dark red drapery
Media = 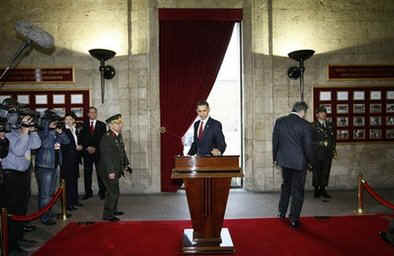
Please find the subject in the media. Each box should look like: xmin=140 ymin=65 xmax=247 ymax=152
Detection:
xmin=159 ymin=9 xmax=242 ymax=192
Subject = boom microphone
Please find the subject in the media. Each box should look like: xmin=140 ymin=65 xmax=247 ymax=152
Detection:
xmin=15 ymin=20 xmax=54 ymax=49
xmin=0 ymin=21 xmax=55 ymax=83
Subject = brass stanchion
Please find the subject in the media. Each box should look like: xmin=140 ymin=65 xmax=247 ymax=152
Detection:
xmin=57 ymin=179 xmax=68 ymax=221
xmin=356 ymin=174 xmax=365 ymax=214
xmin=1 ymin=208 xmax=9 ymax=256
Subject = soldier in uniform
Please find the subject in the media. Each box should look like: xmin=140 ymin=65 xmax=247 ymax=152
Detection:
xmin=312 ymin=106 xmax=336 ymax=199
xmin=99 ymin=114 xmax=131 ymax=222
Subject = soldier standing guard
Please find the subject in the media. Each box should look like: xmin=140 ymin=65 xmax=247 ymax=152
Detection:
xmin=312 ymin=106 xmax=336 ymax=199
xmin=99 ymin=114 xmax=132 ymax=222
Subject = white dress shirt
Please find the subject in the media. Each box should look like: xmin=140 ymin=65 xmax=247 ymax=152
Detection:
xmin=198 ymin=116 xmax=210 ymax=135
xmin=89 ymin=119 xmax=96 ymax=129
xmin=66 ymin=124 xmax=78 ymax=147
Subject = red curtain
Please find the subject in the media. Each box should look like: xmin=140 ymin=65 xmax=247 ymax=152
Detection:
xmin=159 ymin=9 xmax=242 ymax=192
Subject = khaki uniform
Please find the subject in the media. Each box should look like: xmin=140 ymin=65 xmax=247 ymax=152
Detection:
xmin=98 ymin=130 xmax=129 ymax=218
xmin=312 ymin=120 xmax=336 ymax=189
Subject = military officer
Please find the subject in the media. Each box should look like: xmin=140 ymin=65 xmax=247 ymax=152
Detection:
xmin=312 ymin=106 xmax=336 ymax=199
xmin=99 ymin=114 xmax=131 ymax=222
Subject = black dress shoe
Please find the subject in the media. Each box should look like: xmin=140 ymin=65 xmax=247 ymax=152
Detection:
xmin=82 ymin=194 xmax=93 ymax=200
xmin=314 ymin=189 xmax=321 ymax=198
xmin=114 ymin=211 xmax=124 ymax=216
xmin=42 ymin=219 xmax=57 ymax=226
xmin=320 ymin=190 xmax=332 ymax=199
xmin=379 ymin=232 xmax=394 ymax=245
xmin=289 ymin=220 xmax=300 ymax=228
xmin=19 ymin=238 xmax=38 ymax=245
xmin=23 ymin=225 xmax=35 ymax=232
xmin=67 ymin=206 xmax=77 ymax=211
xmin=99 ymin=194 xmax=105 ymax=200
xmin=75 ymin=202 xmax=84 ymax=207
xmin=23 ymin=223 xmax=36 ymax=232
xmin=103 ymin=216 xmax=120 ymax=222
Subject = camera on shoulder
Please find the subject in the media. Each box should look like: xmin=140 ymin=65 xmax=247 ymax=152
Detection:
xmin=0 ymin=98 xmax=40 ymax=131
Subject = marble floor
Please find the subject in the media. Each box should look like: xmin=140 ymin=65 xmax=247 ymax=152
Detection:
xmin=17 ymin=188 xmax=394 ymax=255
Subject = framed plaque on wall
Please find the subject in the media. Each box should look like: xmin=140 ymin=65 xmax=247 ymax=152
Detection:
xmin=314 ymin=86 xmax=394 ymax=142
xmin=0 ymin=89 xmax=89 ymax=121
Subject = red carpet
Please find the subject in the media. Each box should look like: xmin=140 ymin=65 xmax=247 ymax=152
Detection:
xmin=34 ymin=215 xmax=393 ymax=256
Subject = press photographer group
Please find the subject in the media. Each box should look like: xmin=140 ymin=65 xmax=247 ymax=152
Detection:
xmin=0 ymin=99 xmax=87 ymax=255
xmin=0 ymin=98 xmax=69 ymax=132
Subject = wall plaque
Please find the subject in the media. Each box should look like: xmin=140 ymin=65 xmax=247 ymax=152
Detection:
xmin=0 ymin=90 xmax=89 ymax=121
xmin=0 ymin=67 xmax=75 ymax=83
xmin=314 ymin=86 xmax=394 ymax=142
xmin=328 ymin=65 xmax=394 ymax=80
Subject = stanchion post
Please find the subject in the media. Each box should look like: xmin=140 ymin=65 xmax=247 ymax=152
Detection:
xmin=357 ymin=174 xmax=365 ymax=214
xmin=60 ymin=179 xmax=67 ymax=221
xmin=1 ymin=208 xmax=9 ymax=256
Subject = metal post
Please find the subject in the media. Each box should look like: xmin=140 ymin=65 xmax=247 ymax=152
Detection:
xmin=357 ymin=174 xmax=365 ymax=214
xmin=299 ymin=63 xmax=305 ymax=102
xmin=59 ymin=179 xmax=67 ymax=221
xmin=99 ymin=60 xmax=105 ymax=104
xmin=1 ymin=208 xmax=9 ymax=256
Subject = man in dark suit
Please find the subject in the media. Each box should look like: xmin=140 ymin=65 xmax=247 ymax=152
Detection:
xmin=80 ymin=107 xmax=107 ymax=200
xmin=312 ymin=106 xmax=336 ymax=199
xmin=99 ymin=114 xmax=131 ymax=222
xmin=273 ymin=101 xmax=314 ymax=228
xmin=188 ymin=100 xmax=226 ymax=156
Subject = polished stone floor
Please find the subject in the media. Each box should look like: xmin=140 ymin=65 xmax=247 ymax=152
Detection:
xmin=19 ymin=188 xmax=394 ymax=255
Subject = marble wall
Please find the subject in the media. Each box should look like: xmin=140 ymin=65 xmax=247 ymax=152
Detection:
xmin=0 ymin=0 xmax=393 ymax=194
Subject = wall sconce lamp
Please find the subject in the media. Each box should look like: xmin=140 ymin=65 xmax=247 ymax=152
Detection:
xmin=89 ymin=48 xmax=116 ymax=104
xmin=287 ymin=49 xmax=315 ymax=101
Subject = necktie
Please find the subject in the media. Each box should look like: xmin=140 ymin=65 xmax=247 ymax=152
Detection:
xmin=198 ymin=121 xmax=204 ymax=140
xmin=90 ymin=121 xmax=94 ymax=134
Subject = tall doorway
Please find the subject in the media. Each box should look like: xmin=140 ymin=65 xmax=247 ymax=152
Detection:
xmin=182 ymin=23 xmax=243 ymax=187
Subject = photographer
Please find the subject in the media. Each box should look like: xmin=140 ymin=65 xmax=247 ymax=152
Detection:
xmin=0 ymin=120 xmax=10 ymax=206
xmin=2 ymin=114 xmax=41 ymax=255
xmin=35 ymin=111 xmax=70 ymax=225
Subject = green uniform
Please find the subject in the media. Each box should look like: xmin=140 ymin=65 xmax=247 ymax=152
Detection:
xmin=98 ymin=130 xmax=129 ymax=218
xmin=312 ymin=120 xmax=336 ymax=189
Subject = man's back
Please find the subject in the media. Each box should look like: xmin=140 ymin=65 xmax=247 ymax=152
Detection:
xmin=273 ymin=113 xmax=313 ymax=171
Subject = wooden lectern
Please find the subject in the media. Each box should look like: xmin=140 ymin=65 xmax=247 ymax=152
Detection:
xmin=172 ymin=156 xmax=243 ymax=254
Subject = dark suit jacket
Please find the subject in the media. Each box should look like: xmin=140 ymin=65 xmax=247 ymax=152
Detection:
xmin=188 ymin=117 xmax=226 ymax=156
xmin=61 ymin=128 xmax=82 ymax=178
xmin=80 ymin=120 xmax=106 ymax=159
xmin=272 ymin=113 xmax=314 ymax=171
xmin=98 ymin=131 xmax=129 ymax=179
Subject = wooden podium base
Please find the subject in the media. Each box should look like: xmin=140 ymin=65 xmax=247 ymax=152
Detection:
xmin=182 ymin=228 xmax=234 ymax=254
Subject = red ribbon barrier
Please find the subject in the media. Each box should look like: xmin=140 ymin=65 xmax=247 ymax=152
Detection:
xmin=362 ymin=181 xmax=394 ymax=210
xmin=10 ymin=187 xmax=63 ymax=221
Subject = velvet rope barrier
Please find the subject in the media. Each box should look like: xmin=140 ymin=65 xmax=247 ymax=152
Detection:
xmin=361 ymin=180 xmax=394 ymax=210
xmin=9 ymin=187 xmax=63 ymax=221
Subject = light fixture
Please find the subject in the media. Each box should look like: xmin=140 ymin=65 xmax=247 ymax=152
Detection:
xmin=287 ymin=49 xmax=315 ymax=101
xmin=89 ymin=49 xmax=116 ymax=104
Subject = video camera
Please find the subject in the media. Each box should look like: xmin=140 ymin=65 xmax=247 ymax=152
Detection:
xmin=40 ymin=109 xmax=64 ymax=130
xmin=0 ymin=98 xmax=41 ymax=131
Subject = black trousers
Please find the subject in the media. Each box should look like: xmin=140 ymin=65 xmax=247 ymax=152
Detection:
xmin=312 ymin=157 xmax=332 ymax=188
xmin=83 ymin=155 xmax=106 ymax=196
xmin=278 ymin=167 xmax=307 ymax=222
xmin=3 ymin=170 xmax=29 ymax=252
xmin=61 ymin=163 xmax=79 ymax=208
